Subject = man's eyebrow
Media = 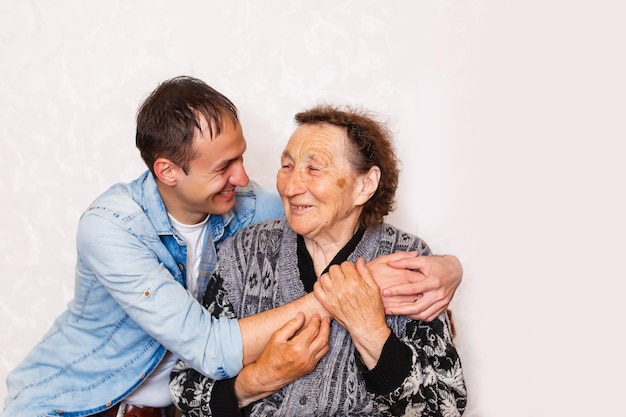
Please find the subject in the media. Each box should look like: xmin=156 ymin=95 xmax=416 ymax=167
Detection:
xmin=213 ymin=145 xmax=246 ymax=169
xmin=213 ymin=160 xmax=229 ymax=169
xmin=211 ymin=156 xmax=236 ymax=170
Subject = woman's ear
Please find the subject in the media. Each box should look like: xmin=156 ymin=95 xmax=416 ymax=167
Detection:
xmin=153 ymin=158 xmax=178 ymax=186
xmin=355 ymin=166 xmax=381 ymax=206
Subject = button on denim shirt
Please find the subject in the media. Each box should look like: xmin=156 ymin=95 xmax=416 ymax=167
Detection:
xmin=3 ymin=171 xmax=284 ymax=417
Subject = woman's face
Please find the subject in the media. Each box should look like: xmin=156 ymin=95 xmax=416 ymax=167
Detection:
xmin=277 ymin=123 xmax=370 ymax=243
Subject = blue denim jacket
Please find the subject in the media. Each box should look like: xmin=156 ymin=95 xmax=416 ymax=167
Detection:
xmin=2 ymin=171 xmax=284 ymax=417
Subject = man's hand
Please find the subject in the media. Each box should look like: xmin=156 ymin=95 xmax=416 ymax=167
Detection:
xmin=234 ymin=312 xmax=330 ymax=408
xmin=367 ymin=253 xmax=463 ymax=322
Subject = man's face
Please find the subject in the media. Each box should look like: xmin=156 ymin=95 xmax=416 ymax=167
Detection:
xmin=169 ymin=118 xmax=249 ymax=224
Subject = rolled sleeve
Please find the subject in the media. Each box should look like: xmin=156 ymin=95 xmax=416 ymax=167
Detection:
xmin=77 ymin=211 xmax=243 ymax=379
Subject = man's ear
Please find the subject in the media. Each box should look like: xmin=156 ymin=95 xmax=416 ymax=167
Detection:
xmin=355 ymin=166 xmax=381 ymax=206
xmin=153 ymin=158 xmax=178 ymax=186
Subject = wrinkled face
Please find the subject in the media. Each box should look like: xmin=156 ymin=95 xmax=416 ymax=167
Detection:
xmin=171 ymin=118 xmax=249 ymax=224
xmin=276 ymin=123 xmax=366 ymax=242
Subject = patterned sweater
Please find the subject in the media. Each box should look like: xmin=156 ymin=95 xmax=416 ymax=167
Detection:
xmin=170 ymin=218 xmax=466 ymax=416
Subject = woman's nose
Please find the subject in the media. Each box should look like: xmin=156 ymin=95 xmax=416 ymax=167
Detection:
xmin=282 ymin=170 xmax=305 ymax=196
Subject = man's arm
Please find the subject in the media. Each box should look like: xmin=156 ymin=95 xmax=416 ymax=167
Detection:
xmin=237 ymin=251 xmax=462 ymax=364
xmin=78 ymin=212 xmax=245 ymax=379
xmin=238 ymin=293 xmax=329 ymax=365
xmin=366 ymin=252 xmax=463 ymax=322
xmin=170 ymin=307 xmax=329 ymax=416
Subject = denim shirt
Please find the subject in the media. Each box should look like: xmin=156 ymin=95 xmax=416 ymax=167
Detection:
xmin=2 ymin=171 xmax=284 ymax=417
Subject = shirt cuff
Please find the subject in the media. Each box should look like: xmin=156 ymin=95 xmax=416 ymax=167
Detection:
xmin=356 ymin=332 xmax=412 ymax=394
xmin=217 ymin=317 xmax=244 ymax=378
xmin=209 ymin=377 xmax=241 ymax=417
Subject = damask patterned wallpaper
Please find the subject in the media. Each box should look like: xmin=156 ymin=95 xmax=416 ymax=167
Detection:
xmin=1 ymin=1 xmax=625 ymax=416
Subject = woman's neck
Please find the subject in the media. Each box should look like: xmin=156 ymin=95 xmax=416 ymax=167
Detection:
xmin=303 ymin=226 xmax=361 ymax=277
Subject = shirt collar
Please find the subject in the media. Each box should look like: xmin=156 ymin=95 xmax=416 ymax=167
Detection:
xmin=139 ymin=170 xmax=236 ymax=240
xmin=140 ymin=172 xmax=175 ymax=236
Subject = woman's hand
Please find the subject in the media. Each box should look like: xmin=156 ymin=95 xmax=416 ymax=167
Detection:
xmin=234 ymin=312 xmax=330 ymax=408
xmin=367 ymin=253 xmax=463 ymax=322
xmin=314 ymin=259 xmax=390 ymax=369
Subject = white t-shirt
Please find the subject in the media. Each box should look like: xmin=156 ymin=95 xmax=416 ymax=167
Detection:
xmin=124 ymin=214 xmax=209 ymax=407
xmin=167 ymin=213 xmax=209 ymax=300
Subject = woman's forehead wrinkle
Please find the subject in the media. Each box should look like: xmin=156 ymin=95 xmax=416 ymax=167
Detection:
xmin=288 ymin=128 xmax=339 ymax=168
xmin=307 ymin=148 xmax=334 ymax=168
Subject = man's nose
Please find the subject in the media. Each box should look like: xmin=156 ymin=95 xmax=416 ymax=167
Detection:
xmin=230 ymin=161 xmax=249 ymax=187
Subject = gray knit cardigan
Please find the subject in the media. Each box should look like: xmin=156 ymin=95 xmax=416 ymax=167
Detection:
xmin=170 ymin=218 xmax=466 ymax=416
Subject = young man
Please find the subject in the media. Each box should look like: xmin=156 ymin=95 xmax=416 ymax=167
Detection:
xmin=2 ymin=76 xmax=462 ymax=417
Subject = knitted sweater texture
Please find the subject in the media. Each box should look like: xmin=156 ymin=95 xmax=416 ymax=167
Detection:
xmin=171 ymin=218 xmax=466 ymax=416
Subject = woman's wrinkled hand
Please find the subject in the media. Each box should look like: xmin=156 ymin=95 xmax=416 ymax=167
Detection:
xmin=314 ymin=259 xmax=390 ymax=369
xmin=234 ymin=312 xmax=330 ymax=407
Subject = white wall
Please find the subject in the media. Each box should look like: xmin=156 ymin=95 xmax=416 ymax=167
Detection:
xmin=1 ymin=1 xmax=625 ymax=416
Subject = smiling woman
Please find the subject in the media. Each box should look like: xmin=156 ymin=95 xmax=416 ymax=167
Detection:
xmin=170 ymin=104 xmax=466 ymax=416
xmin=277 ymin=122 xmax=376 ymax=265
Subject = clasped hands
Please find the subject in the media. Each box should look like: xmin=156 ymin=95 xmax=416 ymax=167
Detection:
xmin=312 ymin=252 xmax=462 ymax=368
xmin=235 ymin=253 xmax=462 ymax=406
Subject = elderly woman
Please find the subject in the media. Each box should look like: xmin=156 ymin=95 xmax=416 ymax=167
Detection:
xmin=170 ymin=105 xmax=467 ymax=416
